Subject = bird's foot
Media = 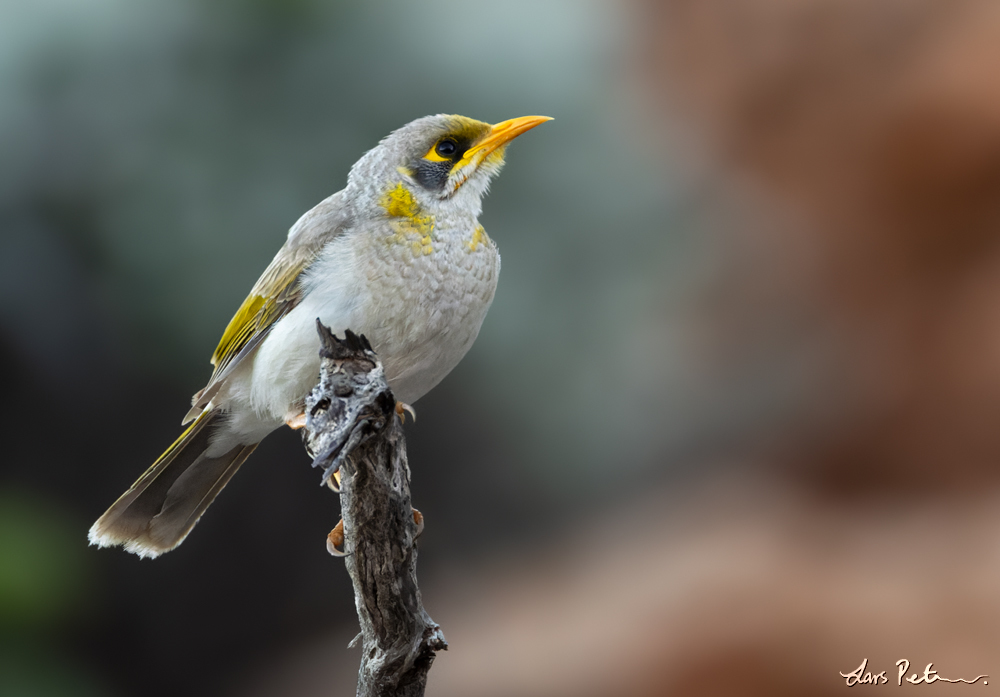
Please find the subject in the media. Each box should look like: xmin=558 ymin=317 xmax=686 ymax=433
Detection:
xmin=395 ymin=401 xmax=416 ymax=423
xmin=327 ymin=509 xmax=421 ymax=557
xmin=413 ymin=508 xmax=424 ymax=539
xmin=285 ymin=410 xmax=307 ymax=430
xmin=325 ymin=469 xmax=342 ymax=493
xmin=327 ymin=519 xmax=346 ymax=557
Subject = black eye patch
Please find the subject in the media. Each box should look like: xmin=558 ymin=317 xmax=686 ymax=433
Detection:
xmin=413 ymin=135 xmax=472 ymax=191
xmin=414 ymin=159 xmax=453 ymax=191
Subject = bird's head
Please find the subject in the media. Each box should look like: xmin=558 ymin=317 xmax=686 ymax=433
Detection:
xmin=346 ymin=113 xmax=551 ymax=220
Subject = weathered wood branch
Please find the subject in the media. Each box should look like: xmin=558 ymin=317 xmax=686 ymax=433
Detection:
xmin=301 ymin=321 xmax=447 ymax=697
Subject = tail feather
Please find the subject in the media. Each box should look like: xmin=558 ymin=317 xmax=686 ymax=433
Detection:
xmin=89 ymin=409 xmax=258 ymax=558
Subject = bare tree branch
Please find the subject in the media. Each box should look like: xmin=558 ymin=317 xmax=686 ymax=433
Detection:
xmin=302 ymin=321 xmax=447 ymax=697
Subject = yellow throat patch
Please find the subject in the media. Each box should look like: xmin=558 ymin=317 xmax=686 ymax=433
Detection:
xmin=381 ymin=182 xmax=435 ymax=256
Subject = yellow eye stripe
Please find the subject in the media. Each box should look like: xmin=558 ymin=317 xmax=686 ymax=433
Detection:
xmin=423 ymin=141 xmax=451 ymax=162
xmin=413 ymin=116 xmax=550 ymax=190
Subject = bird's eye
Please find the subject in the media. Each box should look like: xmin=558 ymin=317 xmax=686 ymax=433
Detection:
xmin=435 ymin=139 xmax=458 ymax=158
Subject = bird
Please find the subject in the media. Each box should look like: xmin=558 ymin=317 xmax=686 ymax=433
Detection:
xmin=88 ymin=113 xmax=551 ymax=558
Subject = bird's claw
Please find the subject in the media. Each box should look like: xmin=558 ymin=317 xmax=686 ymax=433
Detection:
xmin=284 ymin=411 xmax=308 ymax=430
xmin=327 ymin=510 xmax=420 ymax=557
xmin=327 ymin=519 xmax=346 ymax=556
xmin=413 ymin=508 xmax=424 ymax=539
xmin=325 ymin=469 xmax=342 ymax=493
xmin=395 ymin=401 xmax=416 ymax=423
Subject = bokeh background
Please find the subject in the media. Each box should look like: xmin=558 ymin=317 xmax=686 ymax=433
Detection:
xmin=4 ymin=0 xmax=1000 ymax=694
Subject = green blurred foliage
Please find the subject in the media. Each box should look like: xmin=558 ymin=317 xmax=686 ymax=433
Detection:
xmin=0 ymin=649 xmax=109 ymax=697
xmin=0 ymin=491 xmax=107 ymax=697
xmin=0 ymin=491 xmax=92 ymax=632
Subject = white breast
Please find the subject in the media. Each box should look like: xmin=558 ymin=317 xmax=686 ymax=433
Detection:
xmin=360 ymin=223 xmax=501 ymax=404
xmin=237 ymin=221 xmax=499 ymax=425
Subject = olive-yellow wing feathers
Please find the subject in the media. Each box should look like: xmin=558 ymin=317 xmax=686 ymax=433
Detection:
xmin=183 ymin=190 xmax=350 ymax=423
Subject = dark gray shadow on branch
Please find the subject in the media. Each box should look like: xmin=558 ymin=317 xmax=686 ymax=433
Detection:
xmin=302 ymin=321 xmax=447 ymax=697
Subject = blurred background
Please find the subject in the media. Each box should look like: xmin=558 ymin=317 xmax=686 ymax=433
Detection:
xmin=4 ymin=0 xmax=1000 ymax=694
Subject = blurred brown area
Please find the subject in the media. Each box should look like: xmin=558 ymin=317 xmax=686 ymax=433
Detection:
xmin=426 ymin=475 xmax=1000 ymax=697
xmin=645 ymin=0 xmax=1000 ymax=493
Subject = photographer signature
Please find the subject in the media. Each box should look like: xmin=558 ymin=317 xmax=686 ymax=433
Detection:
xmin=841 ymin=658 xmax=988 ymax=686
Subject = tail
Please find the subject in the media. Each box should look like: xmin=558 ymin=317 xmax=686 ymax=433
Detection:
xmin=88 ymin=409 xmax=258 ymax=558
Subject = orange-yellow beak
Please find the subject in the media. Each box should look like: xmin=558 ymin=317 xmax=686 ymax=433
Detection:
xmin=454 ymin=115 xmax=553 ymax=173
